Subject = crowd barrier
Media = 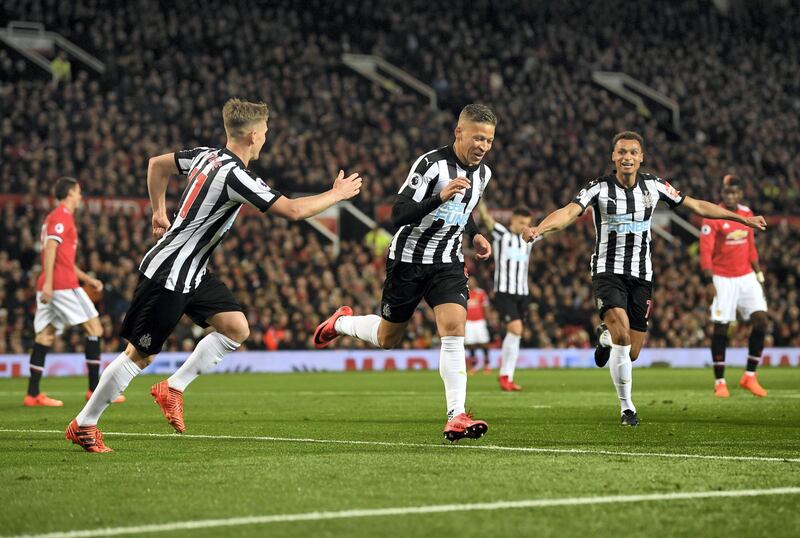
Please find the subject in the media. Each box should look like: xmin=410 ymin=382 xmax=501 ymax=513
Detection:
xmin=1 ymin=348 xmax=799 ymax=377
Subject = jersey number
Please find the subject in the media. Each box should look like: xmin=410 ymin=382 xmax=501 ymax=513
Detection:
xmin=179 ymin=167 xmax=208 ymax=218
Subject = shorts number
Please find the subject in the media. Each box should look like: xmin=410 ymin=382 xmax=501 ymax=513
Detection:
xmin=179 ymin=167 xmax=209 ymax=218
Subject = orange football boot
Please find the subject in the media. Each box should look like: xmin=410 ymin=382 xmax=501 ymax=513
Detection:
xmin=312 ymin=306 xmax=353 ymax=349
xmin=151 ymin=380 xmax=185 ymax=433
xmin=23 ymin=393 xmax=63 ymax=407
xmin=443 ymin=412 xmax=488 ymax=442
xmin=499 ymin=375 xmax=522 ymax=392
xmin=714 ymin=382 xmax=730 ymax=398
xmin=739 ymin=374 xmax=767 ymax=397
xmin=65 ymin=419 xmax=113 ymax=453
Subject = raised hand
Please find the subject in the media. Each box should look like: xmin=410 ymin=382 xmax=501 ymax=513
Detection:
xmin=439 ymin=177 xmax=471 ymax=202
xmin=332 ymin=170 xmax=363 ymax=201
xmin=522 ymin=226 xmax=539 ymax=243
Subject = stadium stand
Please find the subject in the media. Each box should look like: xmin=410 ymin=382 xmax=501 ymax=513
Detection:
xmin=1 ymin=0 xmax=798 ymax=353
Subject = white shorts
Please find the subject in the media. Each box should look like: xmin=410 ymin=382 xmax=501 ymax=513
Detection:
xmin=465 ymin=320 xmax=490 ymax=345
xmin=710 ymin=273 xmax=767 ymax=323
xmin=34 ymin=288 xmax=99 ymax=335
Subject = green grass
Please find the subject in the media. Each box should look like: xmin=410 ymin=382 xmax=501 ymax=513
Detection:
xmin=1 ymin=368 xmax=799 ymax=537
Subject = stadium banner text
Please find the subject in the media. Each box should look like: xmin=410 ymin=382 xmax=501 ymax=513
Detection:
xmin=1 ymin=348 xmax=799 ymax=377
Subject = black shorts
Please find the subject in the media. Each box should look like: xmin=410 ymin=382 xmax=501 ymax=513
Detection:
xmin=492 ymin=292 xmax=531 ymax=324
xmin=120 ymin=273 xmax=243 ymax=355
xmin=592 ymin=273 xmax=653 ymax=332
xmin=380 ymin=260 xmax=468 ymax=323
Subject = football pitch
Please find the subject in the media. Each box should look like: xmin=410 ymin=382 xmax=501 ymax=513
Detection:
xmin=1 ymin=368 xmax=798 ymax=537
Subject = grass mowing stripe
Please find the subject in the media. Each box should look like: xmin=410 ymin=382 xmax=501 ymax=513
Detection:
xmin=5 ymin=487 xmax=800 ymax=538
xmin=3 ymin=428 xmax=799 ymax=463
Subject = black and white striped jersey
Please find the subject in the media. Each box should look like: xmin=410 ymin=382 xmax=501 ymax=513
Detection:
xmin=573 ymin=172 xmax=684 ymax=282
xmin=388 ymin=145 xmax=491 ymax=264
xmin=139 ymin=147 xmax=282 ymax=293
xmin=491 ymin=223 xmax=533 ymax=295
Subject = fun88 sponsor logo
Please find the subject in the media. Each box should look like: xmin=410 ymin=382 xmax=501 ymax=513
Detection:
xmin=606 ymin=214 xmax=651 ymax=234
xmin=433 ymin=201 xmax=469 ymax=226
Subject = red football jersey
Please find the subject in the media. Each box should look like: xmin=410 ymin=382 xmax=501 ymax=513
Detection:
xmin=466 ymin=288 xmax=489 ymax=321
xmin=699 ymin=204 xmax=758 ymax=278
xmin=37 ymin=204 xmax=80 ymax=290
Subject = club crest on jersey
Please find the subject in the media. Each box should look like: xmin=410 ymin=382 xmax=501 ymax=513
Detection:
xmin=138 ymin=333 xmax=152 ymax=350
xmin=642 ymin=191 xmax=653 ymax=208
xmin=433 ymin=201 xmax=469 ymax=226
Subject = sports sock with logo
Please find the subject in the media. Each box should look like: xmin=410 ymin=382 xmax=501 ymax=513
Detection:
xmin=440 ymin=336 xmax=467 ymax=419
xmin=85 ymin=336 xmax=101 ymax=391
xmin=334 ymin=315 xmax=380 ymax=347
xmin=499 ymin=332 xmax=521 ymax=381
xmin=27 ymin=343 xmax=50 ymax=397
xmin=168 ymin=332 xmax=239 ymax=392
xmin=76 ymin=352 xmax=141 ymax=426
xmin=609 ymin=343 xmax=635 ymax=413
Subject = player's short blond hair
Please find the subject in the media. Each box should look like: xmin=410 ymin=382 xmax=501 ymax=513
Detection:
xmin=222 ymin=98 xmax=269 ymax=138
xmin=458 ymin=104 xmax=497 ymax=126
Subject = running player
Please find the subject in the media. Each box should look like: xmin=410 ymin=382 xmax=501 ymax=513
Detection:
xmin=477 ymin=202 xmax=533 ymax=391
xmin=523 ymin=131 xmax=766 ymax=426
xmin=700 ymin=174 xmax=768 ymax=397
xmin=65 ymin=98 xmax=362 ymax=452
xmin=314 ymin=104 xmax=495 ymax=442
xmin=25 ymin=177 xmax=124 ymax=407
xmin=465 ymin=276 xmax=491 ymax=376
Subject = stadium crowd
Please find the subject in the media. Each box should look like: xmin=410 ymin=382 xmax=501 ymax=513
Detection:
xmin=1 ymin=0 xmax=799 ymax=354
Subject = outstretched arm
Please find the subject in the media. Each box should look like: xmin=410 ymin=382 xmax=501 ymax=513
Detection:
xmin=522 ymin=202 xmax=583 ymax=242
xmin=269 ymin=170 xmax=362 ymax=221
xmin=476 ymin=201 xmax=496 ymax=230
xmin=682 ymin=196 xmax=766 ymax=230
xmin=147 ymin=153 xmax=179 ymax=237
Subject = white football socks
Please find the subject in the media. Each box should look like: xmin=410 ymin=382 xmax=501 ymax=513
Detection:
xmin=168 ymin=332 xmax=239 ymax=392
xmin=76 ymin=352 xmax=141 ymax=426
xmin=499 ymin=332 xmax=521 ymax=380
xmin=440 ymin=336 xmax=467 ymax=419
xmin=609 ymin=344 xmax=635 ymax=413
xmin=599 ymin=329 xmax=612 ymax=347
xmin=334 ymin=315 xmax=381 ymax=347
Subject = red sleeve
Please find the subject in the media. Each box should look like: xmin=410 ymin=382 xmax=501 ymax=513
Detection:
xmin=45 ymin=212 xmax=70 ymax=244
xmin=699 ymin=219 xmax=715 ymax=271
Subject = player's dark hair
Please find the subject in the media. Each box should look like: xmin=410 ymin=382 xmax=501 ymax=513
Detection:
xmin=612 ymin=131 xmax=645 ymax=151
xmin=512 ymin=206 xmax=532 ymax=218
xmin=722 ymin=174 xmax=742 ymax=189
xmin=54 ymin=177 xmax=79 ymax=200
xmin=459 ymin=104 xmax=497 ymax=126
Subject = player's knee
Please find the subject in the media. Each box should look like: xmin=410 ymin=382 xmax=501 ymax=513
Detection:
xmin=750 ymin=313 xmax=768 ymax=331
xmin=377 ymin=332 xmax=400 ymax=350
xmin=222 ymin=323 xmax=249 ymax=344
xmin=35 ymin=331 xmax=55 ymax=347
xmin=125 ymin=344 xmax=154 ymax=368
xmin=712 ymin=322 xmax=729 ymax=337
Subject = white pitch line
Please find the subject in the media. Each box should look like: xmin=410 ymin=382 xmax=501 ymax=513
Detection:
xmin=5 ymin=487 xmax=800 ymax=538
xmin=1 ymin=428 xmax=798 ymax=463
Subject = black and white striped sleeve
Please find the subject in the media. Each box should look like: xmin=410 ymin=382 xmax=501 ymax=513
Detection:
xmin=227 ymin=168 xmax=283 ymax=212
xmin=174 ymin=147 xmax=214 ymax=175
xmin=572 ymin=179 xmax=602 ymax=213
xmin=654 ymin=177 xmax=685 ymax=208
xmin=491 ymin=222 xmax=508 ymax=241
xmin=397 ymin=152 xmax=439 ymax=202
